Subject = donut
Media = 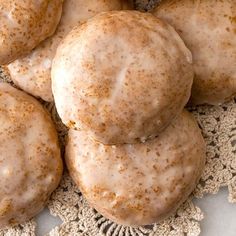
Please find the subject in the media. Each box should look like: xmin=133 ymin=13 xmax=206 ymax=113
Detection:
xmin=153 ymin=0 xmax=236 ymax=105
xmin=0 ymin=0 xmax=63 ymax=65
xmin=52 ymin=11 xmax=193 ymax=144
xmin=65 ymin=110 xmax=206 ymax=226
xmin=6 ymin=0 xmax=133 ymax=102
xmin=0 ymin=83 xmax=63 ymax=228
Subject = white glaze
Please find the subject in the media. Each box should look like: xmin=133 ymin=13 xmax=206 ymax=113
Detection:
xmin=0 ymin=0 xmax=63 ymax=65
xmin=0 ymin=83 xmax=63 ymax=228
xmin=66 ymin=110 xmax=206 ymax=226
xmin=52 ymin=11 xmax=193 ymax=144
xmin=7 ymin=0 xmax=133 ymax=101
xmin=153 ymin=0 xmax=236 ymax=105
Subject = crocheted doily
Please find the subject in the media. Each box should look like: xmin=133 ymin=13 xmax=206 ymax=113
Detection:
xmin=0 ymin=1 xmax=235 ymax=234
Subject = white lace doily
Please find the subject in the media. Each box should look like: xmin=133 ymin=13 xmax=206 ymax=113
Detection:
xmin=0 ymin=1 xmax=236 ymax=234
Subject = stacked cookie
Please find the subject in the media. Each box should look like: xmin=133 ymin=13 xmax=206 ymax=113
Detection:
xmin=0 ymin=0 xmax=235 ymax=229
xmin=52 ymin=11 xmax=206 ymax=226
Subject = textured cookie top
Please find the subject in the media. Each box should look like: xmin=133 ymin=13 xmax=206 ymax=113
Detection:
xmin=0 ymin=83 xmax=63 ymax=228
xmin=0 ymin=0 xmax=63 ymax=65
xmin=52 ymin=10 xmax=193 ymax=144
xmin=66 ymin=110 xmax=206 ymax=226
xmin=7 ymin=0 xmax=133 ymax=102
xmin=153 ymin=0 xmax=236 ymax=105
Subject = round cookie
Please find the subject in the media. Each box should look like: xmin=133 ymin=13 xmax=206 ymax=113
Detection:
xmin=0 ymin=0 xmax=63 ymax=65
xmin=0 ymin=83 xmax=63 ymax=228
xmin=66 ymin=110 xmax=206 ymax=226
xmin=52 ymin=11 xmax=193 ymax=144
xmin=153 ymin=0 xmax=236 ymax=105
xmin=7 ymin=0 xmax=133 ymax=102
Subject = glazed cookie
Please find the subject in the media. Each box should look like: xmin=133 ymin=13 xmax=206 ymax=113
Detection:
xmin=52 ymin=11 xmax=193 ymax=144
xmin=153 ymin=0 xmax=236 ymax=105
xmin=7 ymin=0 xmax=133 ymax=102
xmin=0 ymin=0 xmax=63 ymax=65
xmin=0 ymin=83 xmax=63 ymax=228
xmin=66 ymin=110 xmax=206 ymax=226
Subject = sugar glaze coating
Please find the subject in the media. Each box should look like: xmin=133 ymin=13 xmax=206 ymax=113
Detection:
xmin=153 ymin=0 xmax=236 ymax=105
xmin=52 ymin=11 xmax=193 ymax=144
xmin=0 ymin=83 xmax=63 ymax=228
xmin=66 ymin=110 xmax=206 ymax=226
xmin=0 ymin=0 xmax=63 ymax=65
xmin=7 ymin=0 xmax=133 ymax=101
